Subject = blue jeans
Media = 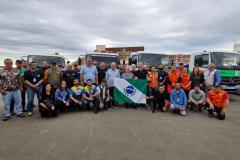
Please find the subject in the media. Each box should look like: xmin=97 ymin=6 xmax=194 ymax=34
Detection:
xmin=2 ymin=90 xmax=23 ymax=117
xmin=27 ymin=86 xmax=42 ymax=112
xmin=83 ymin=96 xmax=99 ymax=113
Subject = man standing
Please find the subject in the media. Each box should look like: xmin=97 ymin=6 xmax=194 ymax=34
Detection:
xmin=207 ymin=84 xmax=229 ymax=120
xmin=189 ymin=84 xmax=205 ymax=112
xmin=170 ymin=82 xmax=188 ymax=116
xmin=97 ymin=62 xmax=107 ymax=84
xmin=24 ymin=62 xmax=44 ymax=116
xmin=158 ymin=64 xmax=167 ymax=88
xmin=167 ymin=65 xmax=180 ymax=93
xmin=204 ymin=63 xmax=221 ymax=93
xmin=80 ymin=57 xmax=98 ymax=85
xmin=62 ymin=64 xmax=76 ymax=88
xmin=105 ymin=62 xmax=120 ymax=106
xmin=134 ymin=62 xmax=148 ymax=80
xmin=0 ymin=59 xmax=25 ymax=121
xmin=45 ymin=62 xmax=62 ymax=90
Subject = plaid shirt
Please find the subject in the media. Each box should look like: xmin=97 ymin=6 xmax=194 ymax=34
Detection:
xmin=0 ymin=68 xmax=20 ymax=91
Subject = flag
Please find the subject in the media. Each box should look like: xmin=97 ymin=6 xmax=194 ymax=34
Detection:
xmin=113 ymin=78 xmax=147 ymax=104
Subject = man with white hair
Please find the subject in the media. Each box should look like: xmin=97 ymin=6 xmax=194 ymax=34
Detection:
xmin=105 ymin=62 xmax=120 ymax=107
xmin=204 ymin=63 xmax=221 ymax=93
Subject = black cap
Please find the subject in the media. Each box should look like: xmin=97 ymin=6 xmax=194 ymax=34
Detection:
xmin=101 ymin=79 xmax=107 ymax=83
xmin=51 ymin=61 xmax=57 ymax=65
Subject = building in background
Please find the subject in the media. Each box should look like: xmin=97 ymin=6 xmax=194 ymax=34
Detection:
xmin=233 ymin=43 xmax=240 ymax=52
xmin=169 ymin=54 xmax=190 ymax=66
xmin=95 ymin=45 xmax=144 ymax=64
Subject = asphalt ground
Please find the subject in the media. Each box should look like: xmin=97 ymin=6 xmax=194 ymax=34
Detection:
xmin=0 ymin=95 xmax=239 ymax=160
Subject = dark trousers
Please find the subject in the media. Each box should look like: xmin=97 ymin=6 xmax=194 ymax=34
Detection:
xmin=84 ymin=96 xmax=100 ymax=113
xmin=39 ymin=104 xmax=58 ymax=117
xmin=56 ymin=101 xmax=68 ymax=112
xmin=208 ymin=107 xmax=225 ymax=120
xmin=189 ymin=102 xmax=204 ymax=111
xmin=153 ymin=100 xmax=165 ymax=111
xmin=109 ymin=87 xmax=116 ymax=105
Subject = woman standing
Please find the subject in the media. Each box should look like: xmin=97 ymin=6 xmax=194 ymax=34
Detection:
xmin=39 ymin=83 xmax=58 ymax=117
xmin=190 ymin=66 xmax=205 ymax=90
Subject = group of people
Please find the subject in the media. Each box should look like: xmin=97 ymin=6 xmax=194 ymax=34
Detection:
xmin=0 ymin=57 xmax=229 ymax=121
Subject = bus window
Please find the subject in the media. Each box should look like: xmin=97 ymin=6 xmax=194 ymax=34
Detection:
xmin=194 ymin=54 xmax=209 ymax=68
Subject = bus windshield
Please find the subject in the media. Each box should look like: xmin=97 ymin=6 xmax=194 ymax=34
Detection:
xmin=211 ymin=52 xmax=240 ymax=69
xmin=86 ymin=54 xmax=119 ymax=66
xmin=139 ymin=53 xmax=170 ymax=66
xmin=27 ymin=55 xmax=65 ymax=67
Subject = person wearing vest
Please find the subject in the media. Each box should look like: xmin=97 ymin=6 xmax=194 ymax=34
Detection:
xmin=167 ymin=65 xmax=180 ymax=93
xmin=147 ymin=66 xmax=159 ymax=107
xmin=207 ymin=84 xmax=229 ymax=120
xmin=204 ymin=63 xmax=221 ymax=93
xmin=99 ymin=79 xmax=111 ymax=110
xmin=45 ymin=62 xmax=62 ymax=91
xmin=177 ymin=63 xmax=184 ymax=77
xmin=83 ymin=79 xmax=100 ymax=113
xmin=181 ymin=68 xmax=191 ymax=99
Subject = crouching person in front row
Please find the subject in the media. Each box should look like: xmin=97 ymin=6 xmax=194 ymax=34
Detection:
xmin=188 ymin=83 xmax=205 ymax=112
xmin=55 ymin=81 xmax=70 ymax=113
xmin=99 ymin=79 xmax=111 ymax=110
xmin=170 ymin=82 xmax=188 ymax=116
xmin=39 ymin=83 xmax=58 ymax=117
xmin=207 ymin=84 xmax=229 ymax=120
xmin=146 ymin=85 xmax=170 ymax=113
xmin=69 ymin=79 xmax=84 ymax=111
xmin=83 ymin=79 xmax=100 ymax=114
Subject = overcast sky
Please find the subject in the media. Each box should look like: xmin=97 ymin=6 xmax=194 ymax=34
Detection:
xmin=0 ymin=0 xmax=240 ymax=64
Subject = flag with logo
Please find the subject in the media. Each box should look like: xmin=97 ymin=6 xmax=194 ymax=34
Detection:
xmin=113 ymin=78 xmax=147 ymax=104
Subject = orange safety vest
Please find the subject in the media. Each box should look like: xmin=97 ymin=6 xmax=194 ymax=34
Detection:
xmin=177 ymin=69 xmax=184 ymax=77
xmin=148 ymin=72 xmax=159 ymax=88
xmin=167 ymin=71 xmax=179 ymax=93
xmin=181 ymin=73 xmax=191 ymax=90
xmin=207 ymin=89 xmax=229 ymax=108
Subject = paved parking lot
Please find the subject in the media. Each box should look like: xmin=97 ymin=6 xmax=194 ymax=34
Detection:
xmin=0 ymin=95 xmax=239 ymax=160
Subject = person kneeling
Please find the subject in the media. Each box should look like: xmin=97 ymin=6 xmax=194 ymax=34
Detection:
xmin=188 ymin=83 xmax=205 ymax=112
xmin=83 ymin=79 xmax=100 ymax=113
xmin=206 ymin=84 xmax=229 ymax=120
xmin=170 ymin=82 xmax=188 ymax=116
xmin=55 ymin=81 xmax=70 ymax=113
xmin=99 ymin=79 xmax=111 ymax=110
xmin=39 ymin=83 xmax=58 ymax=117
xmin=147 ymin=85 xmax=170 ymax=113
xmin=69 ymin=79 xmax=84 ymax=111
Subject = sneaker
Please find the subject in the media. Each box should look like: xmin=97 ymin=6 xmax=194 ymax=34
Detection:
xmin=17 ymin=113 xmax=25 ymax=117
xmin=180 ymin=110 xmax=187 ymax=116
xmin=3 ymin=116 xmax=11 ymax=121
xmin=27 ymin=112 xmax=33 ymax=116
xmin=208 ymin=114 xmax=214 ymax=118
xmin=152 ymin=110 xmax=156 ymax=113
xmin=11 ymin=112 xmax=16 ymax=116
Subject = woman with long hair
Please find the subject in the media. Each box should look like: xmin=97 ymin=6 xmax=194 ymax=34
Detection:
xmin=190 ymin=66 xmax=204 ymax=90
xmin=39 ymin=83 xmax=58 ymax=117
xmin=55 ymin=81 xmax=70 ymax=112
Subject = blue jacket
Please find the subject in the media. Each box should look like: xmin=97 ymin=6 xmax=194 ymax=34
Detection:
xmin=214 ymin=70 xmax=221 ymax=86
xmin=170 ymin=89 xmax=187 ymax=107
xmin=55 ymin=88 xmax=69 ymax=102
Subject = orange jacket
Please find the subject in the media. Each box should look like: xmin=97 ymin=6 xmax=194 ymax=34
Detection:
xmin=168 ymin=71 xmax=179 ymax=84
xmin=181 ymin=73 xmax=191 ymax=90
xmin=148 ymin=72 xmax=159 ymax=88
xmin=207 ymin=89 xmax=229 ymax=108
